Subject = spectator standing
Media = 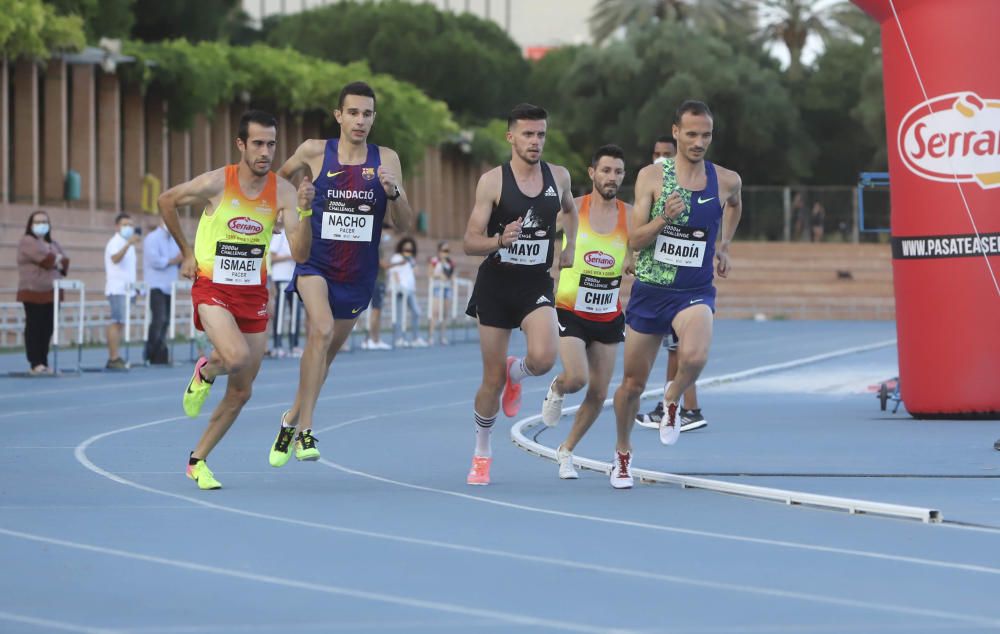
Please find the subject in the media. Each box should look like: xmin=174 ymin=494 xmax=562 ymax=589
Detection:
xmin=428 ymin=241 xmax=456 ymax=345
xmin=389 ymin=237 xmax=427 ymax=347
xmin=104 ymin=213 xmax=139 ymax=369
xmin=142 ymin=219 xmax=182 ymax=365
xmin=16 ymin=211 xmax=70 ymax=374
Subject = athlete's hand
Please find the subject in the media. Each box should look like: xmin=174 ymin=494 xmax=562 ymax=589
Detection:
xmin=377 ymin=165 xmax=399 ymax=199
xmin=499 ymin=217 xmax=523 ymax=248
xmin=716 ymin=247 xmax=732 ymax=278
xmin=559 ymin=242 xmax=575 ymax=269
xmin=297 ymin=175 xmax=315 ymax=210
xmin=180 ymin=253 xmax=197 ymax=280
xmin=663 ymin=191 xmax=685 ymax=220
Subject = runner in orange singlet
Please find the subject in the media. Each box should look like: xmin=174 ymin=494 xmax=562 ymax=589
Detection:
xmin=539 ymin=145 xmax=632 ymax=480
xmin=158 ymin=110 xmax=314 ymax=490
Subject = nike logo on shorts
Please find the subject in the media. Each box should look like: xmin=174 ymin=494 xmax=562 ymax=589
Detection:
xmin=697 ymin=196 xmax=716 ymax=204
xmin=689 ymin=298 xmax=703 ymax=305
xmin=558 ymin=323 xmax=566 ymax=332
xmin=351 ymin=306 xmax=362 ymax=314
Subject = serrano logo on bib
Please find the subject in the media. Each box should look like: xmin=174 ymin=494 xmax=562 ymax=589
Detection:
xmin=358 ymin=204 xmax=372 ymax=212
xmin=583 ymin=250 xmax=616 ymax=269
xmin=228 ymin=216 xmax=264 ymax=235
xmin=692 ymin=230 xmax=705 ymax=239
xmin=899 ymin=92 xmax=1000 ymax=189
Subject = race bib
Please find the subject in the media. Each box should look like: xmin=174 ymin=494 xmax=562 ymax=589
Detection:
xmin=653 ymin=224 xmax=707 ymax=267
xmin=322 ymin=211 xmax=374 ymax=242
xmin=499 ymin=239 xmax=548 ymax=265
xmin=213 ymin=242 xmax=263 ymax=285
xmin=574 ymin=274 xmax=620 ymax=313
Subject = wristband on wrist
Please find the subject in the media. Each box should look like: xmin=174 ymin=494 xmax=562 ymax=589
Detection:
xmin=387 ymin=187 xmax=401 ymax=201
xmin=297 ymin=206 xmax=313 ymax=220
xmin=497 ymin=233 xmax=503 ymax=249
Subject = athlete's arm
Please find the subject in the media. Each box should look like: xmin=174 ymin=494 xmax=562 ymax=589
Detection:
xmin=464 ymin=168 xmax=518 ymax=256
xmin=276 ymin=176 xmax=315 ymax=263
xmin=622 ymin=202 xmax=636 ymax=275
xmin=627 ymin=164 xmax=683 ymax=250
xmin=554 ymin=166 xmax=578 ymax=269
xmin=379 ymin=147 xmax=414 ymax=233
xmin=716 ymin=168 xmax=743 ymax=279
xmin=277 ymin=139 xmax=324 ymax=187
xmin=158 ymin=169 xmax=225 ymax=280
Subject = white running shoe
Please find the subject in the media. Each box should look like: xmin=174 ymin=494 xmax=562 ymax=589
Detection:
xmin=360 ymin=339 xmax=371 ymax=350
xmin=395 ymin=338 xmax=410 ymax=348
xmin=659 ymin=401 xmax=681 ymax=446
xmin=610 ymin=450 xmax=633 ymax=489
xmin=541 ymin=378 xmax=564 ymax=427
xmin=411 ymin=338 xmax=429 ymax=348
xmin=556 ymin=445 xmax=578 ymax=479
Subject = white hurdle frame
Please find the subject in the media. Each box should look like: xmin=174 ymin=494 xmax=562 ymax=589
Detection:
xmin=169 ymin=280 xmax=195 ymax=362
xmin=52 ymin=279 xmax=86 ymax=374
xmin=123 ymin=281 xmax=148 ymax=366
xmin=510 ymin=339 xmax=941 ymax=523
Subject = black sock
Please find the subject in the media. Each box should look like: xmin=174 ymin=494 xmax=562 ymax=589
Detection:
xmin=199 ymin=369 xmax=214 ymax=384
xmin=188 ymin=452 xmax=201 ymax=466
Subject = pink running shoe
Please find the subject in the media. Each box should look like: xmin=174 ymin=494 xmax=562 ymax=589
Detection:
xmin=501 ymin=356 xmax=523 ymax=417
xmin=467 ymin=455 xmax=492 ymax=485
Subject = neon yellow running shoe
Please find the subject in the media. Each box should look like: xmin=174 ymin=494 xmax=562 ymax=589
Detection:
xmin=269 ymin=411 xmax=296 ymax=468
xmin=183 ymin=356 xmax=212 ymax=418
xmin=186 ymin=459 xmax=221 ymax=490
xmin=294 ymin=429 xmax=320 ymax=462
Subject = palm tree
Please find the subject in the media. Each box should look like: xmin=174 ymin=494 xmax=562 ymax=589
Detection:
xmin=758 ymin=0 xmax=863 ymax=80
xmin=589 ymin=0 xmax=755 ymax=44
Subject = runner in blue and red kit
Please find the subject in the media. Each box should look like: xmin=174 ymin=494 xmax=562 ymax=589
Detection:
xmin=268 ymin=81 xmax=414 ymax=468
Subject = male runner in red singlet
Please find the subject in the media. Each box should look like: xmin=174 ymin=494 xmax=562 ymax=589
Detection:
xmin=159 ymin=110 xmax=314 ymax=490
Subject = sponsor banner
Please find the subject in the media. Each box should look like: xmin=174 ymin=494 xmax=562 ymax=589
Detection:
xmin=892 ymin=232 xmax=1000 ymax=259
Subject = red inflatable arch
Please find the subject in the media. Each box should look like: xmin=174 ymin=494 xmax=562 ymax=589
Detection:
xmin=852 ymin=0 xmax=1000 ymax=417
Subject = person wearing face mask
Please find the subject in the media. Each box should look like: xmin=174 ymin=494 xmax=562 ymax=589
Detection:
xmin=17 ymin=211 xmax=70 ymax=375
xmin=104 ymin=213 xmax=141 ymax=369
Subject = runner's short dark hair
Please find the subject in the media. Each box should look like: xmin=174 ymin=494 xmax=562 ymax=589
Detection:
xmin=237 ymin=110 xmax=278 ymax=144
xmin=507 ymin=103 xmax=547 ymax=129
xmin=591 ymin=144 xmax=625 ymax=167
xmin=653 ymin=135 xmax=676 ymax=150
xmin=339 ymin=81 xmax=377 ymax=110
xmin=674 ymin=100 xmax=713 ymax=125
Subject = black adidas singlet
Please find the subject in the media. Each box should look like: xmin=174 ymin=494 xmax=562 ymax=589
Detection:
xmin=483 ymin=161 xmax=561 ymax=274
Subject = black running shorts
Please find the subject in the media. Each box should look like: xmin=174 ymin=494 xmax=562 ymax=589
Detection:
xmin=466 ymin=264 xmax=555 ymax=330
xmin=556 ymin=308 xmax=625 ymax=345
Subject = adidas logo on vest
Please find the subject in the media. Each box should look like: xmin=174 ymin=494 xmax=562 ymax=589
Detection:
xmin=544 ymin=186 xmax=557 ymax=197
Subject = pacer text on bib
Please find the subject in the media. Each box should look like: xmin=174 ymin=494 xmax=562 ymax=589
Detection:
xmin=499 ymin=239 xmax=549 ymax=265
xmin=574 ymin=274 xmax=620 ymax=313
xmin=653 ymin=224 xmax=707 ymax=268
xmin=322 ymin=197 xmax=373 ymax=242
xmin=214 ymin=242 xmax=263 ymax=285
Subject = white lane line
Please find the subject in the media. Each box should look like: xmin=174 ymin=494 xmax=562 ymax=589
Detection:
xmin=73 ymin=422 xmax=1000 ymax=625
xmin=118 ymin=619 xmax=498 ymax=633
xmin=318 ymin=459 xmax=999 ymax=577
xmin=0 ymin=609 xmax=117 ymax=634
xmin=0 ymin=527 xmax=627 ymax=634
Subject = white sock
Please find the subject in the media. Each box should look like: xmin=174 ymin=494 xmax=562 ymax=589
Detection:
xmin=509 ymin=357 xmax=534 ymax=383
xmin=474 ymin=410 xmax=495 ymax=457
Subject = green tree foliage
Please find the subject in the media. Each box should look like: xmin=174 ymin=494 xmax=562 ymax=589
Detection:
xmin=759 ymin=0 xmax=861 ymax=81
xmin=546 ymin=22 xmax=812 ymax=185
xmin=130 ymin=0 xmax=247 ymax=43
xmin=265 ymin=0 xmax=529 ymax=123
xmin=795 ymin=36 xmax=885 ymax=183
xmin=1 ymin=0 xmax=85 ymax=58
xmin=122 ymin=40 xmax=457 ymax=170
xmin=589 ymin=0 xmax=756 ymax=44
xmin=43 ymin=0 xmax=134 ymax=41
